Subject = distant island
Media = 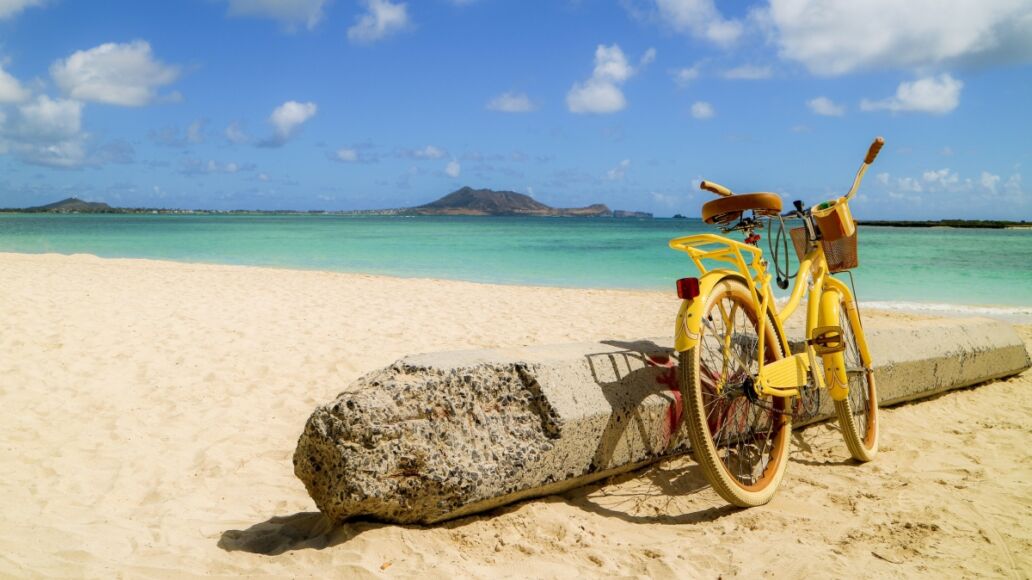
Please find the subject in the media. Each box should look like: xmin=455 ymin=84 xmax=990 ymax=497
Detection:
xmin=15 ymin=198 xmax=117 ymax=213
xmin=348 ymin=187 xmax=652 ymax=218
xmin=1 ymin=187 xmax=654 ymax=218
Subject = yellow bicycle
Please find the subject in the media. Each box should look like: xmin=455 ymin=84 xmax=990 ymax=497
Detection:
xmin=669 ymin=138 xmax=884 ymax=507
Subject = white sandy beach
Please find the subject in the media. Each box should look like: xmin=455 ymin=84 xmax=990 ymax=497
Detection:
xmin=1 ymin=252 xmax=1029 ymax=578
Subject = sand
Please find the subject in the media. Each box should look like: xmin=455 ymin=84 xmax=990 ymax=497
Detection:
xmin=0 ymin=252 xmax=1029 ymax=578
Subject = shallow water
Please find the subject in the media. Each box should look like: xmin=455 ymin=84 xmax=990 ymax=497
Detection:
xmin=1 ymin=214 xmax=1029 ymax=315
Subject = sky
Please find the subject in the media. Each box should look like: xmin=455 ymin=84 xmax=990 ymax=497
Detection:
xmin=0 ymin=0 xmax=1030 ymax=219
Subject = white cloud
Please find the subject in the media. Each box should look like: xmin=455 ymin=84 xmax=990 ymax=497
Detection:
xmin=0 ymin=0 xmax=44 ymax=20
xmin=860 ymin=74 xmax=963 ymax=114
xmin=1 ymin=94 xmax=141 ymax=168
xmin=1 ymin=95 xmax=87 ymax=167
xmin=409 ymin=145 xmax=445 ymax=159
xmin=691 ymin=101 xmax=714 ymax=119
xmin=807 ymin=96 xmax=845 ymax=116
xmin=50 ymin=40 xmax=180 ymax=107
xmin=445 ymin=159 xmax=461 ymax=177
xmin=606 ymin=159 xmax=631 ymax=181
xmin=640 ymin=47 xmax=657 ymax=67
xmin=348 ymin=0 xmax=409 ymax=44
xmin=0 ymin=64 xmax=30 ymax=103
xmin=594 ymin=44 xmax=634 ymax=83
xmin=336 ymin=147 xmax=358 ymax=162
xmin=980 ymin=171 xmax=1000 ymax=193
xmin=486 ymin=92 xmax=535 ymax=113
xmin=723 ymin=64 xmax=772 ymax=80
xmin=765 ymin=0 xmax=1032 ymax=76
xmin=567 ymin=44 xmax=654 ymax=114
xmin=265 ymin=100 xmax=317 ymax=145
xmin=15 ymin=95 xmax=82 ymax=142
xmin=567 ymin=81 xmax=626 ymax=114
xmin=225 ymin=121 xmax=250 ymax=144
xmin=922 ymin=168 xmax=960 ymax=187
xmin=16 ymin=139 xmax=86 ymax=167
xmin=897 ymin=176 xmax=923 ymax=193
xmin=880 ymin=168 xmax=1025 ymax=206
xmin=651 ymin=191 xmax=690 ymax=209
xmin=224 ymin=0 xmax=328 ymax=30
xmin=670 ymin=64 xmax=700 ymax=87
xmin=186 ymin=119 xmax=205 ymax=144
xmin=151 ymin=122 xmax=205 ymax=147
xmin=181 ymin=158 xmax=252 ymax=175
xmin=656 ymin=0 xmax=743 ymax=46
xmin=1003 ymin=173 xmax=1022 ymax=195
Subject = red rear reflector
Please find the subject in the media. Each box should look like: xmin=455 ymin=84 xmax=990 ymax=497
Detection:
xmin=676 ymin=277 xmax=700 ymax=300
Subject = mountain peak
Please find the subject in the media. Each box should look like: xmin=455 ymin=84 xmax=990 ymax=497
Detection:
xmin=27 ymin=198 xmax=114 ymax=213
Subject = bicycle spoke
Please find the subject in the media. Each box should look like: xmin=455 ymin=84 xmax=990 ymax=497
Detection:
xmin=688 ymin=284 xmax=789 ymax=492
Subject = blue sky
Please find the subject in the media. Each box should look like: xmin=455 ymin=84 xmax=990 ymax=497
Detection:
xmin=0 ymin=0 xmax=1029 ymax=218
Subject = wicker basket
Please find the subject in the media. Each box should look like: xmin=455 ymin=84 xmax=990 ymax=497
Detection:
xmin=791 ymin=226 xmax=858 ymax=273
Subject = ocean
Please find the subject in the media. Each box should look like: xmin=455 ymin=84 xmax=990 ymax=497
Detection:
xmin=1 ymin=213 xmax=1029 ymax=319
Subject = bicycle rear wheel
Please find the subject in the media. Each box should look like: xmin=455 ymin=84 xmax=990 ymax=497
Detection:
xmin=678 ymin=278 xmax=791 ymax=507
xmin=834 ymin=302 xmax=879 ymax=461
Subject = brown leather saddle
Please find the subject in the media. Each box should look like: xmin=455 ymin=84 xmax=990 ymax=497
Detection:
xmin=701 ymin=192 xmax=783 ymax=225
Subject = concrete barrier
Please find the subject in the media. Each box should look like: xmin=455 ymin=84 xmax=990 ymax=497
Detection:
xmin=293 ymin=317 xmax=1029 ymax=525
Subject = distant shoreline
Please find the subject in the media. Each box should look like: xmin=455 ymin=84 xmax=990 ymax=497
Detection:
xmin=0 ymin=209 xmax=656 ymax=219
xmin=2 ymin=188 xmax=654 ymax=218
xmin=858 ymin=220 xmax=1030 ymax=230
xmin=3 ymin=213 xmax=1028 ymax=228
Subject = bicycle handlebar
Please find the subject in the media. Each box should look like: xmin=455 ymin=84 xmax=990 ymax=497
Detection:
xmin=700 ymin=180 xmax=733 ymax=197
xmin=696 ymin=137 xmax=884 ymax=207
xmin=844 ymin=136 xmax=885 ymax=201
xmin=864 ymin=137 xmax=885 ymax=164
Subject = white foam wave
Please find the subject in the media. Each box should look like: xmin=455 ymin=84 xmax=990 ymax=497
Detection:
xmin=860 ymin=300 xmax=1032 ymax=322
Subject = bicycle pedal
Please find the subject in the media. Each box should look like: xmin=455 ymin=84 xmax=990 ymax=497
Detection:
xmin=809 ymin=325 xmax=846 ymax=355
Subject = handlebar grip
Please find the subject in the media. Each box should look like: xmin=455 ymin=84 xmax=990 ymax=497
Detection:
xmin=700 ymin=180 xmax=733 ymax=197
xmin=865 ymin=136 xmax=885 ymax=164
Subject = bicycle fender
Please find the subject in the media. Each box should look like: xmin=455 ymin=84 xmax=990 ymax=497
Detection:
xmin=674 ymin=271 xmax=746 ymax=352
xmin=818 ymin=288 xmax=849 ymax=401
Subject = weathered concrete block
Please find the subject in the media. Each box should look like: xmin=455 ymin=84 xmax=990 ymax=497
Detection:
xmin=294 ymin=342 xmax=683 ymax=524
xmin=294 ymin=318 xmax=1029 ymax=524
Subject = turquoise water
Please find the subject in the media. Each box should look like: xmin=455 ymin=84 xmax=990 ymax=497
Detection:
xmin=1 ymin=214 xmax=1029 ymax=311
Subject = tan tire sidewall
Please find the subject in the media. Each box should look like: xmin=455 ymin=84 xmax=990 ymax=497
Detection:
xmin=679 ymin=277 xmax=792 ymax=507
xmin=833 ymin=301 xmax=879 ymax=462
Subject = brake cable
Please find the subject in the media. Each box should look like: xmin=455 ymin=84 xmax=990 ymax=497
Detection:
xmin=767 ymin=215 xmax=795 ymax=290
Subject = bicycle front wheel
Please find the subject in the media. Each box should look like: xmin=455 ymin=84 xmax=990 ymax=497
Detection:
xmin=678 ymin=278 xmax=791 ymax=507
xmin=834 ymin=302 xmax=879 ymax=461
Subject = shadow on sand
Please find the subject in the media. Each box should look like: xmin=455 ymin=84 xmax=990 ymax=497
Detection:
xmin=218 ymin=511 xmax=382 ymax=556
xmin=219 ymin=337 xmax=736 ymax=555
xmin=218 ymin=457 xmax=737 ymax=556
xmin=560 ymin=459 xmax=738 ymax=525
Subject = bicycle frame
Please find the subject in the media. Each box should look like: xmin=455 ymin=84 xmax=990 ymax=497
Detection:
xmin=671 ymin=138 xmax=884 ymax=506
xmin=669 ymin=231 xmax=873 ymax=402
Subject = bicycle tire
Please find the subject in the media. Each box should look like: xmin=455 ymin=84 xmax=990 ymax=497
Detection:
xmin=678 ymin=277 xmax=791 ymax=507
xmin=833 ymin=302 xmax=879 ymax=461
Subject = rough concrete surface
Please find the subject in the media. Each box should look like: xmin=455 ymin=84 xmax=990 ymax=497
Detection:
xmin=294 ymin=317 xmax=1030 ymax=525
